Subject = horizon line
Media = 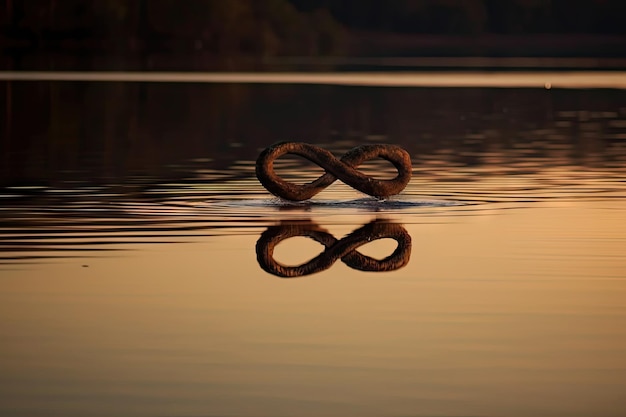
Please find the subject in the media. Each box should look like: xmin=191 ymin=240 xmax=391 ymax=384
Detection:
xmin=1 ymin=71 xmax=625 ymax=89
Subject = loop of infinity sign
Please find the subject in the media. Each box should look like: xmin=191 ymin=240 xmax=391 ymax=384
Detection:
xmin=255 ymin=142 xmax=412 ymax=201
xmin=256 ymin=220 xmax=412 ymax=278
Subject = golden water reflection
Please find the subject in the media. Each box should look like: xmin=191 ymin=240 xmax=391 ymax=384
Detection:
xmin=1 ymin=204 xmax=625 ymax=416
xmin=1 ymin=78 xmax=626 ymax=416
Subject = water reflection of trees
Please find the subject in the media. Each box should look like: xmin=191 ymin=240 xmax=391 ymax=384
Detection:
xmin=1 ymin=82 xmax=625 ymax=186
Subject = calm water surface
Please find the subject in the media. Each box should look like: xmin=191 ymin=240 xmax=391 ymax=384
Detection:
xmin=1 ymin=73 xmax=626 ymax=416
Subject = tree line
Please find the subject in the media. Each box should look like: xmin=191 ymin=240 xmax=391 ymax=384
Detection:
xmin=291 ymin=0 xmax=626 ymax=35
xmin=1 ymin=0 xmax=345 ymax=56
xmin=1 ymin=0 xmax=625 ymax=58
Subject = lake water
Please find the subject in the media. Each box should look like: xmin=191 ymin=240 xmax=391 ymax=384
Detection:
xmin=1 ymin=73 xmax=626 ymax=417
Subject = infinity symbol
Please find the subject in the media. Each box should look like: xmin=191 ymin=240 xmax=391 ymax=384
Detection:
xmin=256 ymin=220 xmax=411 ymax=278
xmin=256 ymin=142 xmax=412 ymax=201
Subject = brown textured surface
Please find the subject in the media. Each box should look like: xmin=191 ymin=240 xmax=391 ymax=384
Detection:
xmin=256 ymin=220 xmax=411 ymax=277
xmin=255 ymin=142 xmax=412 ymax=201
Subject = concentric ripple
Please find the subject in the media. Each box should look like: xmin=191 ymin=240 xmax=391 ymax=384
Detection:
xmin=1 ymin=155 xmax=625 ymax=269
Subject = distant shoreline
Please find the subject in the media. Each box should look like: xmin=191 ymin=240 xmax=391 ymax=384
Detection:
xmin=3 ymin=32 xmax=626 ymax=72
xmin=3 ymin=33 xmax=625 ymax=55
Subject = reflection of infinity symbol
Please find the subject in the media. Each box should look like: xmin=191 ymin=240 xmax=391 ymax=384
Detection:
xmin=256 ymin=220 xmax=411 ymax=278
xmin=256 ymin=142 xmax=412 ymax=201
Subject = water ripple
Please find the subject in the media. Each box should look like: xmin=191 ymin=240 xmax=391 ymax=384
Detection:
xmin=1 ymin=157 xmax=625 ymax=269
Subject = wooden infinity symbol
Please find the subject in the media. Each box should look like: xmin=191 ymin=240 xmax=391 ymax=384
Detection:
xmin=256 ymin=220 xmax=411 ymax=278
xmin=255 ymin=142 xmax=412 ymax=201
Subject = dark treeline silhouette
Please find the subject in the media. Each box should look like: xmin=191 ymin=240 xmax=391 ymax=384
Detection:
xmin=1 ymin=0 xmax=626 ymax=61
xmin=1 ymin=0 xmax=345 ymax=57
xmin=290 ymin=0 xmax=626 ymax=35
